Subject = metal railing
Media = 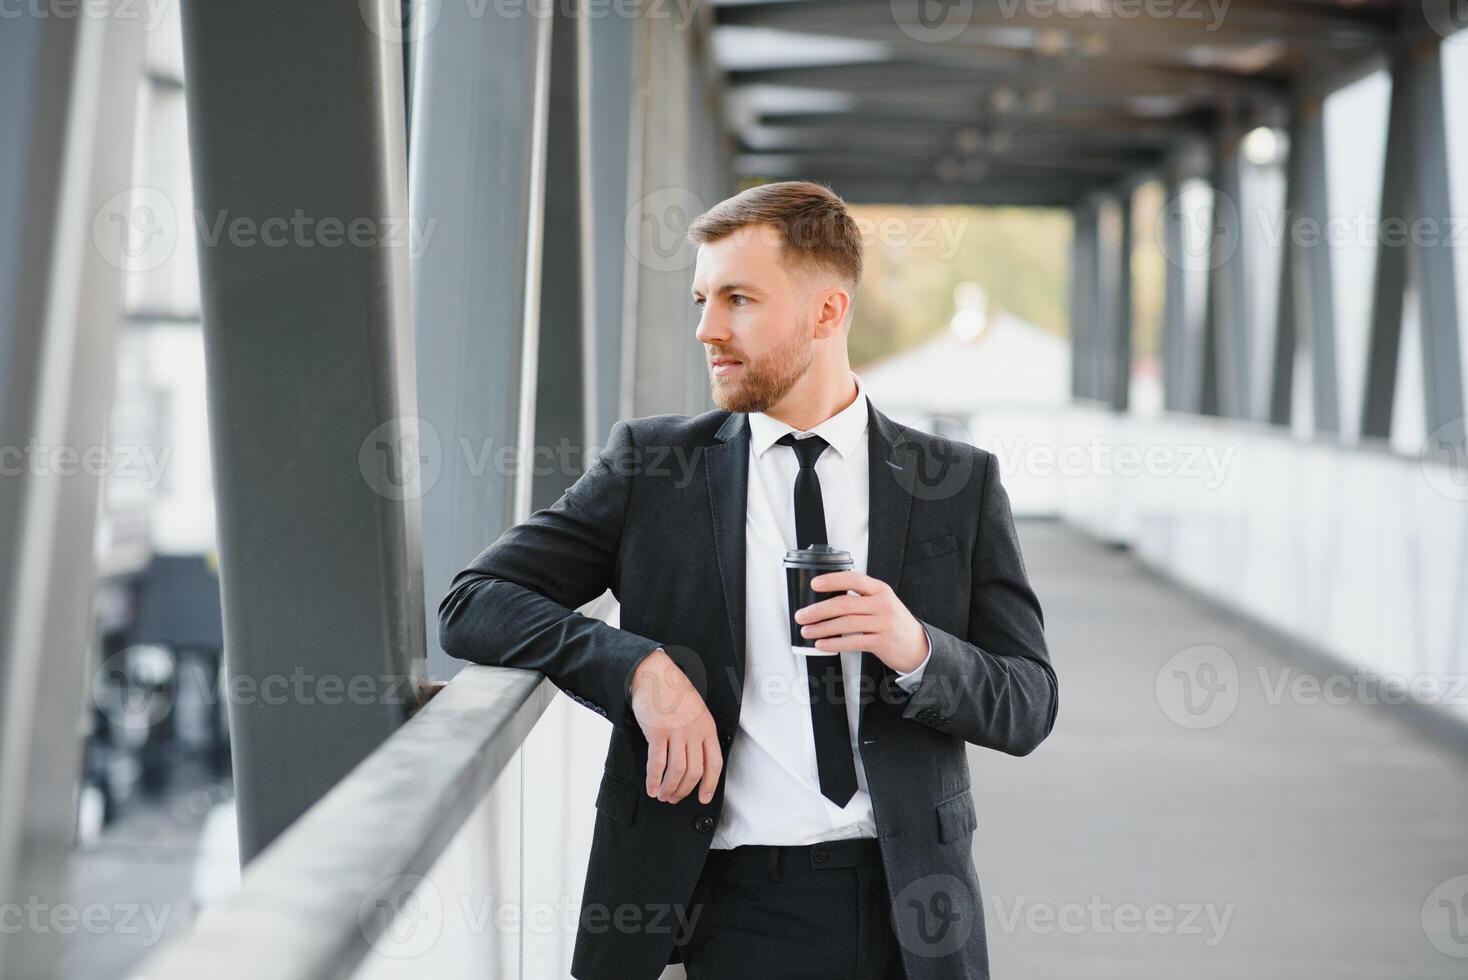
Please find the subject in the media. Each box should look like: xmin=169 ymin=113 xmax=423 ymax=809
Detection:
xmin=129 ymin=666 xmax=555 ymax=980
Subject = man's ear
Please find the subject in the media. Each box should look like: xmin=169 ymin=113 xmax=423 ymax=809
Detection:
xmin=812 ymin=284 xmax=851 ymax=339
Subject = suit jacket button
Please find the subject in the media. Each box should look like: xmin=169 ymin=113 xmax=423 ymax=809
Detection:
xmin=693 ymin=815 xmax=715 ymax=834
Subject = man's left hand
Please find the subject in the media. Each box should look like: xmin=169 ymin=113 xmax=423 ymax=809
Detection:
xmin=796 ymin=571 xmax=927 ymax=674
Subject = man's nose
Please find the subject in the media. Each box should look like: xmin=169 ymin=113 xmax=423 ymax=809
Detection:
xmin=695 ymin=310 xmax=726 ymax=346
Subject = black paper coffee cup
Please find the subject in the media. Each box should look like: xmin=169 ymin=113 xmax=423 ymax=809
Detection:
xmin=784 ymin=544 xmax=853 ymax=656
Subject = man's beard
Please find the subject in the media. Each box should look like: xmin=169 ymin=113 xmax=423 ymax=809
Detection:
xmin=710 ymin=323 xmax=813 ymax=414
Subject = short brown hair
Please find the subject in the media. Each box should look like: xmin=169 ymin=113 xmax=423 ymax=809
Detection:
xmin=687 ymin=180 xmax=863 ymax=288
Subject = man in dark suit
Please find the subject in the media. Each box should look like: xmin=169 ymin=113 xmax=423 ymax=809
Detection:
xmin=437 ymin=181 xmax=1057 ymax=980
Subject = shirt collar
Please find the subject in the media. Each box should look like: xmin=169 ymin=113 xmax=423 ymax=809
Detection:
xmin=748 ymin=370 xmax=869 ymax=460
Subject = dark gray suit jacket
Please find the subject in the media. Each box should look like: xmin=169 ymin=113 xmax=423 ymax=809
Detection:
xmin=437 ymin=399 xmax=1058 ymax=980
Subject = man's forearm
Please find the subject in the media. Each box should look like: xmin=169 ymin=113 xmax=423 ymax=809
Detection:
xmin=438 ymin=570 xmax=661 ymax=731
xmin=436 ymin=418 xmax=659 ymax=730
xmin=898 ymin=619 xmax=1057 ymax=754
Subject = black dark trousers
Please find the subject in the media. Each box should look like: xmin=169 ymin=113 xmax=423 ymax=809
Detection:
xmin=677 ymin=838 xmax=908 ymax=980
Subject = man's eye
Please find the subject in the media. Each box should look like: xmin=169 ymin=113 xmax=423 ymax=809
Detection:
xmin=731 ymin=295 xmax=749 ymax=306
xmin=692 ymin=296 xmax=705 ymax=309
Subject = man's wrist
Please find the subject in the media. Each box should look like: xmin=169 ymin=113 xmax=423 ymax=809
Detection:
xmin=893 ymin=625 xmax=933 ymax=692
xmin=625 ymin=645 xmax=665 ymax=704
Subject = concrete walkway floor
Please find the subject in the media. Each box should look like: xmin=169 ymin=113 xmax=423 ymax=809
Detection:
xmin=971 ymin=521 xmax=1468 ymax=978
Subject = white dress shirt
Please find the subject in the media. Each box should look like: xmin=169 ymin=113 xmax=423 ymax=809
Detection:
xmin=710 ymin=370 xmax=932 ymax=849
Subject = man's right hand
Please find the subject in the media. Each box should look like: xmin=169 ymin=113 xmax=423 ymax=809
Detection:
xmin=629 ymin=648 xmax=722 ymax=806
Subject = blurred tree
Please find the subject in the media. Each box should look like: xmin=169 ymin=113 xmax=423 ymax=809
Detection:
xmin=846 ymin=205 xmax=1073 ymax=368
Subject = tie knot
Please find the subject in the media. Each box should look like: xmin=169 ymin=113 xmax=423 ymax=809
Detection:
xmin=776 ymin=432 xmax=829 ymax=469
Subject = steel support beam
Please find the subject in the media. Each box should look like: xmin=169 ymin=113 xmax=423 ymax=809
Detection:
xmin=1294 ymin=98 xmax=1341 ymax=435
xmin=588 ymin=9 xmax=637 ymax=442
xmin=1361 ymin=40 xmax=1465 ymax=441
xmin=1069 ymin=206 xmax=1098 ymax=400
xmin=1360 ymin=50 xmax=1414 ymax=438
xmin=533 ymin=0 xmax=594 ymax=511
xmin=1406 ymin=41 xmax=1464 ymax=436
xmin=1159 ymin=170 xmax=1189 ymax=413
xmin=1090 ymin=198 xmax=1118 ymax=404
xmin=1202 ymin=132 xmax=1253 ymax=419
xmin=1269 ymin=111 xmax=1301 ymax=426
xmin=0 ymin=11 xmax=142 ymax=978
xmin=1270 ymin=98 xmax=1339 ymax=433
xmin=178 ymin=0 xmax=426 ymax=860
xmin=1110 ymin=193 xmax=1134 ymax=411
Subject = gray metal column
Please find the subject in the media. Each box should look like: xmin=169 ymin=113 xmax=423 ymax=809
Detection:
xmin=1205 ymin=132 xmax=1252 ymax=420
xmin=1361 ymin=52 xmax=1415 ymax=439
xmin=1406 ymin=40 xmax=1465 ymax=436
xmin=1111 ymin=192 xmax=1134 ymax=412
xmin=0 ymin=11 xmax=142 ymax=978
xmin=1360 ymin=40 xmax=1464 ymax=442
xmin=1160 ymin=169 xmax=1189 ymax=412
xmin=1074 ymin=209 xmax=1086 ymax=399
xmin=178 ymin=0 xmax=426 ymax=860
xmin=1198 ymin=184 xmax=1222 ymax=417
xmin=1295 ymin=98 xmax=1341 ymax=435
xmin=1269 ymin=107 xmax=1302 ymax=427
xmin=1089 ymin=199 xmax=1116 ymax=404
xmin=533 ymin=0 xmax=595 ymax=513
xmin=1068 ymin=205 xmax=1096 ymax=400
xmin=588 ymin=10 xmax=637 ymax=442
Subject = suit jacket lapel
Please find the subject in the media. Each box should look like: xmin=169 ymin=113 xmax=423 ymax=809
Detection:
xmin=707 ymin=411 xmax=750 ymax=705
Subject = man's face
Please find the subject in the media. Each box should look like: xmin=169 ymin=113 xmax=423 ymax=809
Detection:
xmin=692 ymin=223 xmax=815 ymax=414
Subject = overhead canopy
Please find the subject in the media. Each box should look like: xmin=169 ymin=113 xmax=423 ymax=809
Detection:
xmin=710 ymin=0 xmax=1413 ymax=205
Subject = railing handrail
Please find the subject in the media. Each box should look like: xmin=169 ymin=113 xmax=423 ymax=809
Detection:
xmin=130 ymin=665 xmax=555 ymax=980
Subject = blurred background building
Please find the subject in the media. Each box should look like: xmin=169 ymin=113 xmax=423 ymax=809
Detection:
xmin=1 ymin=0 xmax=1467 ymax=978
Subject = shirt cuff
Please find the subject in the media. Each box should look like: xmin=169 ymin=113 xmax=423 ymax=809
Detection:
xmin=893 ymin=625 xmax=933 ymax=693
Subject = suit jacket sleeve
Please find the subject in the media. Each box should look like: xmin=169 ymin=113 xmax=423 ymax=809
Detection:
xmin=436 ymin=418 xmax=662 ymax=732
xmin=900 ymin=451 xmax=1058 ymax=755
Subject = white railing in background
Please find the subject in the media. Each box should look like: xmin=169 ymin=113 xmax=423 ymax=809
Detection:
xmin=905 ymin=402 xmax=1468 ymax=733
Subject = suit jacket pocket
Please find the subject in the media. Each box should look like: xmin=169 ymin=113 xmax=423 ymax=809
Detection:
xmin=596 ymin=768 xmax=639 ymax=826
xmin=934 ymin=787 xmax=977 ymax=843
xmin=905 ymin=532 xmax=958 ymax=566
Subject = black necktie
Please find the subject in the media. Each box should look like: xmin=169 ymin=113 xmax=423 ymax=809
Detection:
xmin=776 ymin=432 xmax=858 ymax=807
